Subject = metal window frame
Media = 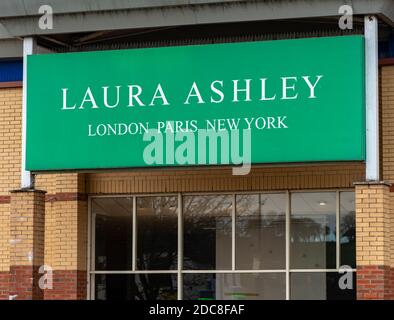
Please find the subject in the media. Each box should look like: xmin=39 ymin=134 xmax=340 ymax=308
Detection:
xmin=285 ymin=190 xmax=290 ymax=300
xmin=87 ymin=197 xmax=92 ymax=299
xmin=336 ymin=190 xmax=341 ymax=269
xmin=132 ymin=196 xmax=137 ymax=272
xmin=177 ymin=193 xmax=183 ymax=300
xmin=87 ymin=188 xmax=356 ymax=300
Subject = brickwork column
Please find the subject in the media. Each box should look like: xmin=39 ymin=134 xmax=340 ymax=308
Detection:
xmin=43 ymin=173 xmax=88 ymax=300
xmin=0 ymin=83 xmax=24 ymax=299
xmin=355 ymin=182 xmax=392 ymax=300
xmin=0 ymin=200 xmax=10 ymax=300
xmin=381 ymin=63 xmax=394 ymax=301
xmin=9 ymin=189 xmax=46 ymax=300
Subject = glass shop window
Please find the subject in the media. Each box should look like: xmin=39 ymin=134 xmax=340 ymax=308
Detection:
xmin=91 ymin=191 xmax=356 ymax=300
xmin=290 ymin=192 xmax=337 ymax=269
xmin=236 ymin=193 xmax=286 ymax=269
xmin=93 ymin=197 xmax=133 ymax=270
xmin=183 ymin=195 xmax=233 ymax=270
xmin=137 ymin=196 xmax=178 ymax=270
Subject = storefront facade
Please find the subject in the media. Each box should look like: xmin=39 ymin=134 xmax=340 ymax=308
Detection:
xmin=0 ymin=0 xmax=394 ymax=300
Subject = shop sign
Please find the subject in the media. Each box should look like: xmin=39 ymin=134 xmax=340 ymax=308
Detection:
xmin=26 ymin=36 xmax=365 ymax=171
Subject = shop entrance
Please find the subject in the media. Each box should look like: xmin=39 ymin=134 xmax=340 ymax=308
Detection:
xmin=89 ymin=191 xmax=356 ymax=300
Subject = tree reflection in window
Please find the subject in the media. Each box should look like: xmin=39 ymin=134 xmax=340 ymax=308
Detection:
xmin=95 ymin=274 xmax=177 ymax=300
xmin=134 ymin=274 xmax=177 ymax=300
xmin=137 ymin=196 xmax=178 ymax=270
xmin=340 ymin=192 xmax=356 ymax=268
xmin=290 ymin=193 xmax=336 ymax=269
xmin=183 ymin=195 xmax=232 ymax=270
xmin=236 ymin=194 xmax=286 ymax=269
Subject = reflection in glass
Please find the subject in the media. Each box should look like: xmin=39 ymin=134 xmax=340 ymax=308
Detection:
xmin=183 ymin=195 xmax=232 ymax=270
xmin=137 ymin=196 xmax=178 ymax=270
xmin=290 ymin=272 xmax=356 ymax=300
xmin=236 ymin=194 xmax=286 ymax=269
xmin=93 ymin=197 xmax=133 ymax=270
xmin=183 ymin=273 xmax=286 ymax=300
xmin=290 ymin=192 xmax=336 ymax=269
xmin=95 ymin=274 xmax=177 ymax=300
xmin=340 ymin=192 xmax=356 ymax=268
xmin=95 ymin=274 xmax=134 ymax=300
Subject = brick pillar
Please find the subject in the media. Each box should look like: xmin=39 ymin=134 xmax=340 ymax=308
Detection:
xmin=355 ymin=182 xmax=393 ymax=300
xmin=9 ymin=189 xmax=46 ymax=300
xmin=0 ymin=199 xmax=10 ymax=299
xmin=44 ymin=173 xmax=87 ymax=300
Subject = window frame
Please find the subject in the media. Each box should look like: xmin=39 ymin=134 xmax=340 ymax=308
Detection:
xmin=87 ymin=189 xmax=356 ymax=300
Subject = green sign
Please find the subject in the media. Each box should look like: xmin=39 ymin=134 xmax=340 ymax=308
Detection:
xmin=26 ymin=36 xmax=365 ymax=171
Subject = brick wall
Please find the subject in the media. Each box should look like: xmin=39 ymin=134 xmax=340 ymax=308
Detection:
xmin=382 ymin=66 xmax=394 ymax=182
xmin=36 ymin=173 xmax=88 ymax=300
xmin=9 ymin=190 xmax=45 ymax=300
xmin=355 ymin=184 xmax=391 ymax=266
xmin=380 ymin=64 xmax=394 ymax=300
xmin=354 ymin=64 xmax=394 ymax=300
xmin=0 ymin=88 xmax=21 ymax=195
xmin=355 ymin=183 xmax=393 ymax=299
xmin=0 ymin=87 xmax=88 ymax=299
xmin=381 ymin=65 xmax=394 ymax=276
xmin=0 ymin=87 xmax=21 ymax=300
xmin=86 ymin=164 xmax=364 ymax=194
